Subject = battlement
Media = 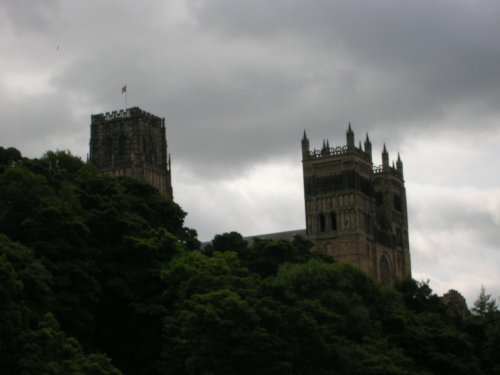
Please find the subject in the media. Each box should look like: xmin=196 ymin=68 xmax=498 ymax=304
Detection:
xmin=373 ymin=164 xmax=403 ymax=178
xmin=307 ymin=145 xmax=371 ymax=161
xmin=309 ymin=145 xmax=347 ymax=157
xmin=91 ymin=107 xmax=164 ymax=128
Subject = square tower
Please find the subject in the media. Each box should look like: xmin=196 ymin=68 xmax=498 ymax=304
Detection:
xmin=301 ymin=125 xmax=411 ymax=283
xmin=89 ymin=107 xmax=173 ymax=198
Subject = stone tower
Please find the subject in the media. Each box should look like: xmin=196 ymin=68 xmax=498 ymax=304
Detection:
xmin=301 ymin=125 xmax=411 ymax=283
xmin=89 ymin=107 xmax=173 ymax=198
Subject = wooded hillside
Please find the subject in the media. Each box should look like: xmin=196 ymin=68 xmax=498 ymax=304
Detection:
xmin=1 ymin=147 xmax=498 ymax=374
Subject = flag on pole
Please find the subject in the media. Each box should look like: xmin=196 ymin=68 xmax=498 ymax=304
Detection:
xmin=122 ymin=85 xmax=128 ymax=109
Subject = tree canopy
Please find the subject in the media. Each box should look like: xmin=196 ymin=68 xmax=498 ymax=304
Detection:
xmin=0 ymin=147 xmax=498 ymax=374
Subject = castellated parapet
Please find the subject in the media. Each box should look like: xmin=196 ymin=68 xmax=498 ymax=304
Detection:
xmin=302 ymin=125 xmax=411 ymax=284
xmin=89 ymin=107 xmax=173 ymax=198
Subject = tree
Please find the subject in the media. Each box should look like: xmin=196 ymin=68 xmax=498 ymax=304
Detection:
xmin=94 ymin=227 xmax=183 ymax=375
xmin=17 ymin=313 xmax=122 ymax=375
xmin=162 ymin=289 xmax=276 ymax=375
xmin=241 ymin=238 xmax=301 ymax=278
xmin=160 ymin=251 xmax=280 ymax=374
xmin=205 ymin=231 xmax=248 ymax=255
xmin=392 ymin=280 xmax=481 ymax=374
xmin=472 ymin=286 xmax=498 ymax=317
xmin=0 ymin=166 xmax=54 ymax=240
xmin=395 ymin=277 xmax=445 ymax=314
xmin=467 ymin=287 xmax=500 ymax=374
xmin=0 ymin=235 xmax=54 ymax=372
xmin=161 ymin=251 xmax=259 ymax=305
xmin=0 ymin=146 xmax=22 ymax=173
xmin=0 ymin=236 xmax=117 ymax=374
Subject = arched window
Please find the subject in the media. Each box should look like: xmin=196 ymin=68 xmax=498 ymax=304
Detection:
xmin=319 ymin=213 xmax=326 ymax=233
xmin=104 ymin=137 xmax=113 ymax=161
xmin=379 ymin=254 xmax=392 ymax=285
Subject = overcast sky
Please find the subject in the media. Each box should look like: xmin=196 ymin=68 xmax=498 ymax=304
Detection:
xmin=2 ymin=0 xmax=500 ymax=306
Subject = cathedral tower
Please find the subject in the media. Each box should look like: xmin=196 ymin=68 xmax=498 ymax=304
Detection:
xmin=301 ymin=126 xmax=410 ymax=283
xmin=89 ymin=107 xmax=173 ymax=198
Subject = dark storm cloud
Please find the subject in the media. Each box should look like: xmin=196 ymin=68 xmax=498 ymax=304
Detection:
xmin=49 ymin=39 xmax=313 ymax=176
xmin=190 ymin=0 xmax=500 ymax=122
xmin=0 ymin=0 xmax=62 ymax=34
xmin=0 ymin=0 xmax=175 ymax=157
xmin=138 ymin=0 xmax=500 ymax=180
xmin=3 ymin=0 xmax=500 ymax=179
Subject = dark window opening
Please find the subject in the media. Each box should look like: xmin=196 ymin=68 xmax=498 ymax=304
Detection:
xmin=319 ymin=213 xmax=326 ymax=233
xmin=330 ymin=212 xmax=337 ymax=231
xmin=118 ymin=135 xmax=127 ymax=157
xmin=394 ymin=194 xmax=402 ymax=212
xmin=142 ymin=137 xmax=147 ymax=160
xmin=104 ymin=137 xmax=113 ymax=161
xmin=360 ymin=177 xmax=372 ymax=196
xmin=150 ymin=140 xmax=156 ymax=162
xmin=364 ymin=212 xmax=372 ymax=235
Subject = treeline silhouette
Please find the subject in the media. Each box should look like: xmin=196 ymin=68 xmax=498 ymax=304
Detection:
xmin=0 ymin=147 xmax=498 ymax=374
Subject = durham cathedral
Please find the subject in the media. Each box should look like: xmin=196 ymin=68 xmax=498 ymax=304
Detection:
xmin=89 ymin=107 xmax=411 ymax=284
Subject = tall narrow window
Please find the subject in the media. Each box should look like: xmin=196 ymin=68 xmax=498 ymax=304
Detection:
xmin=319 ymin=213 xmax=326 ymax=233
xmin=365 ymin=213 xmax=373 ymax=235
xmin=330 ymin=211 xmax=337 ymax=231
xmin=142 ymin=137 xmax=147 ymax=160
xmin=394 ymin=194 xmax=402 ymax=212
xmin=150 ymin=139 xmax=156 ymax=162
xmin=104 ymin=137 xmax=113 ymax=161
xmin=118 ymin=135 xmax=127 ymax=157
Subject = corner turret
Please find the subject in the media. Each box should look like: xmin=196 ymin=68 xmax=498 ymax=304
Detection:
xmin=364 ymin=133 xmax=372 ymax=161
xmin=346 ymin=123 xmax=355 ymax=149
xmin=301 ymin=130 xmax=310 ymax=159
xmin=396 ymin=153 xmax=404 ymax=177
xmin=382 ymin=143 xmax=389 ymax=171
xmin=321 ymin=139 xmax=330 ymax=156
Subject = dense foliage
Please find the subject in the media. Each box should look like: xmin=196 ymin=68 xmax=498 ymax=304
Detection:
xmin=0 ymin=146 xmax=499 ymax=374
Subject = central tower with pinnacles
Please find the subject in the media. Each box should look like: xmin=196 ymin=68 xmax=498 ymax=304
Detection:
xmin=301 ymin=125 xmax=411 ymax=284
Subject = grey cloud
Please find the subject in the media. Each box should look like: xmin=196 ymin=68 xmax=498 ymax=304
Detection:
xmin=408 ymin=184 xmax=500 ymax=266
xmin=4 ymin=0 xmax=498 ymax=180
xmin=0 ymin=91 xmax=79 ymax=156
xmin=23 ymin=0 xmax=498 ymax=177
xmin=0 ymin=0 xmax=62 ymax=34
xmin=190 ymin=0 xmax=500 ymax=72
xmin=190 ymin=0 xmax=500 ymax=124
